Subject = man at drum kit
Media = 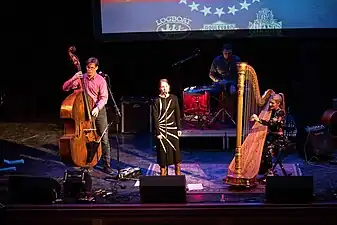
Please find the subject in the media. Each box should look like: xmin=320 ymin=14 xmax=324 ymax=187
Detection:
xmin=208 ymin=44 xmax=241 ymax=124
xmin=209 ymin=44 xmax=241 ymax=95
xmin=62 ymin=57 xmax=114 ymax=174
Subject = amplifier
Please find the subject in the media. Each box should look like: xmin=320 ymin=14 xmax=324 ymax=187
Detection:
xmin=121 ymin=96 xmax=152 ymax=133
xmin=304 ymin=125 xmax=335 ymax=157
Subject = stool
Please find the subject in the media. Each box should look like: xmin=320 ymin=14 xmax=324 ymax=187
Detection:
xmin=271 ymin=149 xmax=291 ymax=176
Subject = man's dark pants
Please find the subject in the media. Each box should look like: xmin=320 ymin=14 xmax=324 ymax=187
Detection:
xmin=95 ymin=107 xmax=111 ymax=167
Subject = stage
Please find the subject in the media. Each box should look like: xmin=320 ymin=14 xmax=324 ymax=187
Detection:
xmin=1 ymin=122 xmax=337 ymax=224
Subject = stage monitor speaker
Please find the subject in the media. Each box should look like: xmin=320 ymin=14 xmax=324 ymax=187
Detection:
xmin=8 ymin=175 xmax=61 ymax=204
xmin=140 ymin=175 xmax=187 ymax=203
xmin=121 ymin=96 xmax=152 ymax=134
xmin=265 ymin=176 xmax=314 ymax=203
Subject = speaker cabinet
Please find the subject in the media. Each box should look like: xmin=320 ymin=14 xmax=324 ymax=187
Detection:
xmin=266 ymin=176 xmax=313 ymax=203
xmin=121 ymin=97 xmax=152 ymax=134
xmin=140 ymin=175 xmax=187 ymax=203
xmin=305 ymin=127 xmax=336 ymax=156
xmin=8 ymin=175 xmax=61 ymax=204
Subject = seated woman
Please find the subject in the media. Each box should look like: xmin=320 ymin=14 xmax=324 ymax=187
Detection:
xmin=250 ymin=93 xmax=288 ymax=176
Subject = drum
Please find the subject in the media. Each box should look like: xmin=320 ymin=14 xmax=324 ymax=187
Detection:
xmin=183 ymin=86 xmax=211 ymax=115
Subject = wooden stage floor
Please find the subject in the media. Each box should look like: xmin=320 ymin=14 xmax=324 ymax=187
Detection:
xmin=1 ymin=122 xmax=337 ymax=224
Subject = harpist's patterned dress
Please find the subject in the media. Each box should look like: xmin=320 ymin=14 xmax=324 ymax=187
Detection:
xmin=153 ymin=94 xmax=182 ymax=167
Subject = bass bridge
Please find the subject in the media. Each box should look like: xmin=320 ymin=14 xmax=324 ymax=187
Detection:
xmin=83 ymin=128 xmax=97 ymax=132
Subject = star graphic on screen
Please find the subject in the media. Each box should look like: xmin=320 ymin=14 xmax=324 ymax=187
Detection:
xmin=177 ymin=0 xmax=262 ymax=17
xmin=214 ymin=7 xmax=225 ymax=18
xmin=188 ymin=1 xmax=199 ymax=11
xmin=200 ymin=6 xmax=211 ymax=16
xmin=228 ymin=5 xmax=239 ymax=15
xmin=240 ymin=0 xmax=251 ymax=10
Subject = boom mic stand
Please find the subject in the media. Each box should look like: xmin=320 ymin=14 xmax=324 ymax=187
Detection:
xmin=172 ymin=49 xmax=201 ymax=117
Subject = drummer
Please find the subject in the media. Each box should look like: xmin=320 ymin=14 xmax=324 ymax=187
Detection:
xmin=208 ymin=44 xmax=241 ymax=95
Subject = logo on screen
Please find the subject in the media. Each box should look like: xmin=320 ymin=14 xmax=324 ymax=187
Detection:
xmin=155 ymin=16 xmax=192 ymax=40
xmin=248 ymin=8 xmax=283 ymax=37
xmin=201 ymin=21 xmax=238 ymax=38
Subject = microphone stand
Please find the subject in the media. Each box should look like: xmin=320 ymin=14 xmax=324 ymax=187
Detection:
xmin=100 ymin=73 xmax=127 ymax=185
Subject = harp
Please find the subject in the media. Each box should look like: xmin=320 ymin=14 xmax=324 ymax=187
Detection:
xmin=225 ymin=62 xmax=275 ymax=187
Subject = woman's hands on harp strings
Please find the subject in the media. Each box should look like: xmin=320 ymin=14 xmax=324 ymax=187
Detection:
xmin=250 ymin=114 xmax=260 ymax=122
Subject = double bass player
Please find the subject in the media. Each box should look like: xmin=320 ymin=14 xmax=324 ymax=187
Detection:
xmin=62 ymin=57 xmax=114 ymax=174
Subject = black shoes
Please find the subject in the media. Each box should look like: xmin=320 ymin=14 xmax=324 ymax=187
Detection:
xmin=102 ymin=166 xmax=114 ymax=174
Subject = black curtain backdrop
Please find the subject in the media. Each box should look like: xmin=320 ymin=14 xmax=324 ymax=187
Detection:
xmin=3 ymin=0 xmax=337 ymax=133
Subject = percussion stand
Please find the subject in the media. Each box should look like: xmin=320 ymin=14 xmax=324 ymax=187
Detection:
xmin=202 ymin=86 xmax=235 ymax=128
xmin=215 ymin=92 xmax=235 ymax=124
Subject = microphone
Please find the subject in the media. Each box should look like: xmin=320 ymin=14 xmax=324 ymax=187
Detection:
xmin=193 ymin=48 xmax=201 ymax=55
xmin=172 ymin=49 xmax=200 ymax=67
xmin=99 ymin=71 xmax=108 ymax=77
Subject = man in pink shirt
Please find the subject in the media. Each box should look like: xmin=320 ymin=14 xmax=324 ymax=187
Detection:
xmin=62 ymin=57 xmax=113 ymax=174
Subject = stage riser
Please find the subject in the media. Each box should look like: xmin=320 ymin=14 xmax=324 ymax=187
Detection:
xmin=4 ymin=218 xmax=336 ymax=225
xmin=5 ymin=207 xmax=337 ymax=225
xmin=180 ymin=136 xmax=226 ymax=151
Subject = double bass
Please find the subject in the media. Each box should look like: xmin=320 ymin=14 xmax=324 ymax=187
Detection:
xmin=59 ymin=46 xmax=102 ymax=168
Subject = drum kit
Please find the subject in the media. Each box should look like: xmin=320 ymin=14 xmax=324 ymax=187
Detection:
xmin=183 ymin=80 xmax=236 ymax=128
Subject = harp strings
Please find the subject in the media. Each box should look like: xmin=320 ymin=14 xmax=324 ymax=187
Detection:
xmin=243 ymin=70 xmax=249 ymax=139
xmin=242 ymin=70 xmax=257 ymax=139
xmin=243 ymin=73 xmax=247 ymax=139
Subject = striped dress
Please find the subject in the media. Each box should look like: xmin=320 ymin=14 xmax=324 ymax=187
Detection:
xmin=153 ymin=94 xmax=181 ymax=167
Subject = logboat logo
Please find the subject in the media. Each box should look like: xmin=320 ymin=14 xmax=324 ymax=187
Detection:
xmin=155 ymin=16 xmax=192 ymax=40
